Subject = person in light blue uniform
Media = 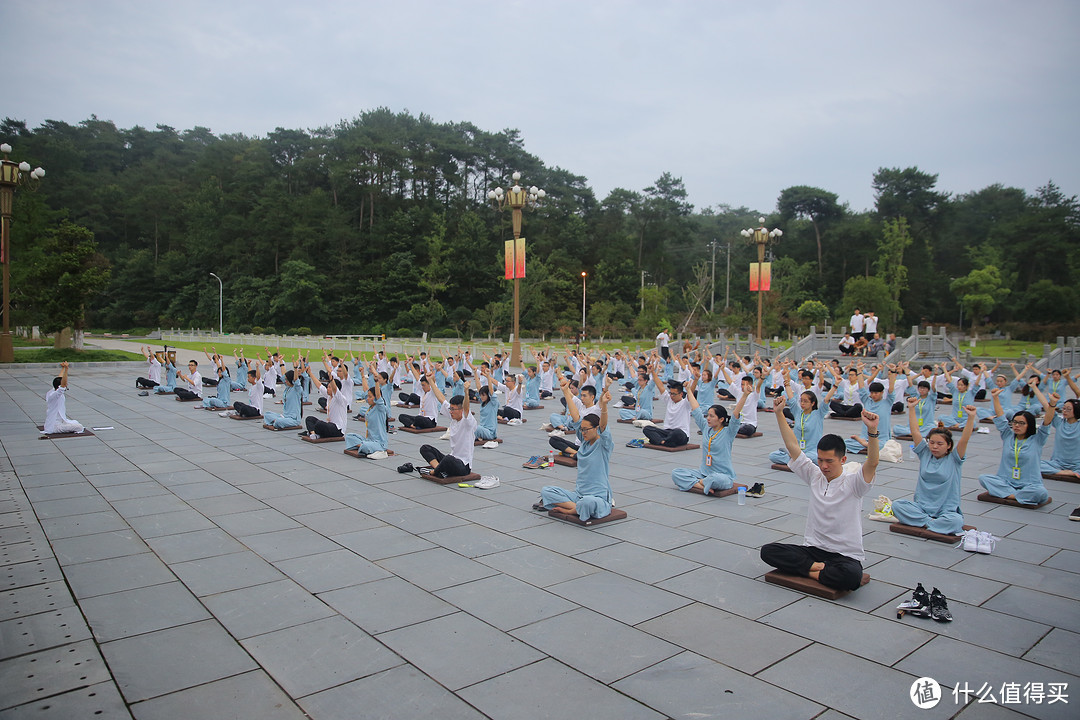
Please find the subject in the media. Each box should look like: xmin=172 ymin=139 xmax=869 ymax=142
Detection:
xmin=201 ymin=357 xmax=233 ymax=409
xmin=473 ymin=381 xmax=499 ymax=441
xmin=619 ymin=370 xmax=657 ymax=421
xmin=769 ymin=379 xmax=838 ymax=467
xmin=891 ymin=396 xmax=977 ymax=534
xmin=155 ymin=354 xmax=179 ymax=394
xmin=1041 ymin=397 xmax=1080 ymax=479
xmin=229 ymin=354 xmax=247 ymax=391
xmin=1008 ymin=363 xmax=1045 ymax=416
xmin=262 ymin=369 xmax=304 ymax=429
xmin=978 ymin=382 xmax=1053 ymax=506
xmin=695 ymin=368 xmax=718 ymax=408
xmin=547 ymin=380 xmax=581 ymax=430
xmin=523 ymin=365 xmax=542 ymax=408
xmin=539 ymin=386 xmax=614 ymax=521
xmin=1042 ymin=369 xmax=1068 ymax=409
xmin=344 ymin=383 xmax=390 ymax=456
xmin=893 ymin=381 xmax=936 ymax=437
xmin=942 ymin=365 xmax=977 ymax=429
xmin=978 ymin=373 xmax=1017 ymax=421
xmin=672 ymin=371 xmax=749 ymax=494
xmin=844 ymin=366 xmax=897 ymax=455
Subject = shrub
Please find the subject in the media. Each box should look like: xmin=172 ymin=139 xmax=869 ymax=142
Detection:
xmin=287 ymin=326 xmax=313 ymax=336
xmin=251 ymin=326 xmax=264 ymax=335
xmin=432 ymin=328 xmax=459 ymax=339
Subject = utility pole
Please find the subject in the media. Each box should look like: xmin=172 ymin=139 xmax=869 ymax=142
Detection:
xmin=725 ymin=237 xmax=731 ymax=310
xmin=709 ymin=239 xmax=717 ymax=314
xmin=640 ymin=270 xmax=645 ymax=312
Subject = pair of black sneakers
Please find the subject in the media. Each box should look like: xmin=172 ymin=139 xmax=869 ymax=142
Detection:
xmin=897 ymin=582 xmax=952 ymax=622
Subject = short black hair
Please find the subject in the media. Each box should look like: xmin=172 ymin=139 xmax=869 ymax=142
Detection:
xmin=817 ymin=434 xmax=846 ymax=455
xmin=868 ymin=381 xmax=884 ymax=393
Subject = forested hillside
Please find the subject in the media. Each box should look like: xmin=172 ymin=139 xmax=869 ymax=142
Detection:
xmin=3 ymin=111 xmax=1078 ymax=340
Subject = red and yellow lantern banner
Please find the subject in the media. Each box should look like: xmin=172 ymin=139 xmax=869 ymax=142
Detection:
xmin=749 ymin=262 xmax=771 ymax=292
xmin=504 ymin=237 xmax=526 ymax=279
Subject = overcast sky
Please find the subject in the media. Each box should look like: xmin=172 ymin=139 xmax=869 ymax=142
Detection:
xmin=7 ymin=0 xmax=1079 ymax=213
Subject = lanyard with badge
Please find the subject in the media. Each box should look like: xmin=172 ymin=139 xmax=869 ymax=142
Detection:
xmin=705 ymin=426 xmax=721 ymax=466
xmin=917 ymin=398 xmax=925 ymax=426
xmin=798 ymin=411 xmax=808 ymax=449
xmin=1012 ymin=436 xmax=1025 ymax=480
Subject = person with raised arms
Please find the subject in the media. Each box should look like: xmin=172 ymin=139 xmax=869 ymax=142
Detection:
xmin=537 ymin=384 xmax=615 ymax=521
xmin=201 ymin=354 xmax=234 ymax=410
xmin=344 ymin=371 xmax=390 ymax=459
xmin=44 ymin=361 xmax=85 ymax=434
xmin=262 ymin=364 xmax=303 ymax=429
xmin=136 ymin=346 xmax=163 ymax=389
xmin=174 ymin=360 xmax=203 ymax=401
xmin=760 ymin=395 xmax=879 ymax=591
xmin=418 ymin=373 xmax=477 ymax=479
xmin=978 ymin=381 xmax=1053 ymax=506
xmin=154 ymin=352 xmax=179 ymax=395
xmin=229 ymin=357 xmax=265 ymax=419
xmin=769 ymin=376 xmax=838 ymax=467
xmin=302 ymin=362 xmax=347 ymax=439
xmin=642 ymin=365 xmax=692 ymax=448
xmin=671 ymin=368 xmax=749 ymax=494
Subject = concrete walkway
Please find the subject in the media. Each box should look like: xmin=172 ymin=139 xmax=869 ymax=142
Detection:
xmin=1 ymin=364 xmax=1078 ymax=719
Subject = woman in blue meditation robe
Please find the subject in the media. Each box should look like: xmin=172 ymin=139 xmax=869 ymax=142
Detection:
xmin=671 ymin=370 xmax=749 ymax=495
xmin=978 ymin=382 xmax=1053 ymax=506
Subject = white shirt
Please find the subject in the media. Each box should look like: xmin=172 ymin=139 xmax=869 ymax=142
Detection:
xmin=730 ymin=385 xmax=759 ymax=427
xmin=443 ymin=401 xmax=477 ymax=467
xmin=662 ymin=394 xmax=691 ymax=435
xmin=148 ymin=357 xmax=161 ymax=384
xmin=420 ymin=387 xmax=439 ymax=421
xmin=791 ymin=452 xmax=871 ymax=561
xmin=319 ymin=384 xmax=348 ymax=433
xmin=186 ymin=371 xmax=202 ymax=397
xmin=539 ymin=367 xmax=555 ymax=393
xmin=657 ymin=331 xmax=670 ymax=348
xmin=44 ymin=386 xmax=74 ymax=433
xmin=864 ymin=315 xmax=878 ymax=334
xmin=850 ymin=314 xmax=865 ymax=333
xmin=262 ymin=364 xmax=278 ymax=391
xmin=247 ymin=380 xmax=264 ymax=413
xmin=500 ymin=382 xmax=523 ymax=413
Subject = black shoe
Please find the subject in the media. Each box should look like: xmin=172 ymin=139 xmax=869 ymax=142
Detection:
xmin=929 ymin=587 xmax=953 ymax=622
xmin=897 ymin=582 xmax=931 ymax=618
xmin=746 ymin=483 xmax=765 ymax=498
xmin=1071 ymin=507 xmax=1080 ymax=522
xmin=297 ymin=431 xmax=308 ymax=437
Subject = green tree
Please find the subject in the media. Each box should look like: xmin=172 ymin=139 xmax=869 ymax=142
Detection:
xmin=776 ymin=185 xmax=843 ymax=280
xmin=795 ymin=300 xmax=830 ymax=329
xmin=874 ymin=217 xmax=914 ymax=327
xmin=950 ymin=266 xmax=1008 ymax=333
xmin=837 ymin=276 xmax=896 ymax=329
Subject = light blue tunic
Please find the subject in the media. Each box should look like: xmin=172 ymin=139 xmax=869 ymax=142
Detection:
xmin=345 ymin=402 xmax=389 ymax=454
xmin=524 ymin=375 xmax=542 ymax=407
xmin=263 ymin=382 xmax=304 ymax=428
xmin=770 ymin=398 xmax=828 ymax=465
xmin=156 ymin=360 xmax=178 ymax=393
xmin=475 ymin=400 xmax=498 ymax=440
xmin=695 ymin=378 xmax=717 ymax=408
xmin=230 ymin=360 xmax=246 ymax=390
xmin=541 ymin=428 xmax=614 ymax=520
xmin=894 ymin=391 xmax=937 ymax=437
xmin=672 ymin=407 xmax=738 ymax=493
xmin=891 ymin=439 xmax=965 ymax=534
xmin=202 ymin=369 xmax=233 ymax=409
xmin=619 ymin=382 xmax=656 ymax=421
xmin=978 ymin=415 xmax=1050 ymax=505
xmin=1041 ymin=415 xmax=1080 ymax=473
xmin=844 ymin=387 xmax=894 ymax=454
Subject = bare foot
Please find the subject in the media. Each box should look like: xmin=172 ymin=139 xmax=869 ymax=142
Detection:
xmin=808 ymin=561 xmax=825 ymax=581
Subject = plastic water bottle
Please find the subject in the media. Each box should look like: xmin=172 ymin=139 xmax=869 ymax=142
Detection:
xmin=908 ymin=444 xmax=915 ymax=461
xmin=737 ymin=486 xmax=746 ymax=505
xmin=549 ymin=449 xmax=555 ymax=468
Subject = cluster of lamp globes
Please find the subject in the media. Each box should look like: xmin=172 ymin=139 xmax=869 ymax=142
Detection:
xmin=0 ymin=143 xmax=45 ymax=181
xmin=740 ymin=217 xmax=782 ymax=241
xmin=487 ymin=171 xmax=545 ymax=205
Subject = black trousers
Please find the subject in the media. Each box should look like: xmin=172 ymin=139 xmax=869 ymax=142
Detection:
xmin=975 ymin=389 xmax=987 ymax=400
xmin=136 ymin=377 xmax=160 ymax=389
xmin=203 ymin=377 xmax=219 ymax=387
xmin=549 ymin=436 xmax=580 ymax=454
xmin=419 ymin=444 xmax=470 ymax=477
xmin=400 ymin=414 xmax=436 ymax=429
xmin=305 ymin=416 xmax=343 ymax=438
xmin=643 ymin=426 xmax=688 ymax=447
xmin=498 ymin=407 xmax=521 ymax=420
xmin=717 ymin=388 xmax=736 ymax=400
xmin=399 ymin=392 xmax=420 ymax=406
xmin=540 ymin=390 xmax=553 ymax=398
xmin=760 ymin=543 xmax=864 ymax=591
xmin=175 ymin=388 xmax=200 ymax=401
xmin=234 ymin=401 xmax=261 ymax=417
xmin=830 ymin=401 xmax=863 ymax=418
xmin=736 ymin=423 xmax=758 ymax=437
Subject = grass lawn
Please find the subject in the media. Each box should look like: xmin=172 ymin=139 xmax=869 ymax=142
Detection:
xmin=8 ymin=348 xmax=145 ymax=363
xmin=959 ymin=338 xmax=1048 ymax=359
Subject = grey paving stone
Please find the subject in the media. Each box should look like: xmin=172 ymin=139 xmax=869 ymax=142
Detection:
xmin=952 ymin=553 xmax=1080 ymax=599
xmin=63 ymin=552 xmax=175 ymax=600
xmin=186 ymin=493 xmax=269 ymax=517
xmin=167 ymin=479 xmax=242 ymax=501
xmin=861 ymin=556 xmax=1008 ymax=606
xmin=894 ymin=636 xmax=1079 ymax=720
xmin=125 ymin=509 xmax=217 ymax=538
xmin=613 ymin=650 xmax=824 ymax=720
xmin=275 ymin=549 xmax=391 ymax=593
xmin=260 ymin=492 xmax=346 ymax=516
xmin=38 ymin=511 xmax=130 ymax=540
xmin=241 ymin=615 xmax=402 ymax=698
xmin=293 ymin=507 xmax=383 ymax=536
xmin=591 ymin=517 xmax=707 ymax=553
xmin=1041 ymin=548 xmax=1080 ymax=574
xmin=332 ymin=524 xmax=436 ymax=560
xmin=376 ymin=546 xmax=499 ymax=591
xmin=435 ymin=573 xmax=577 ymax=631
xmin=101 ymin=619 xmax=257 ymax=703
xmin=657 ymin=565 xmax=799 ymax=620
xmin=638 ymin=602 xmax=810 ymax=675
xmin=0 ymin=681 xmax=131 ymax=720
xmin=680 ymin=515 xmax=793 ymax=549
xmin=0 ymin=557 xmax=63 ymax=591
xmin=241 ymin=527 xmax=341 ymax=563
xmin=143 ymin=527 xmax=246 ymax=564
xmin=212 ymin=508 xmax=302 ymax=536
xmin=456 ymin=503 xmax=551 ymax=533
xmin=171 ymin=551 xmax=286 ymax=596
xmin=80 ymin=581 xmax=211 ymax=641
xmin=376 ymin=611 xmax=544 ymax=691
xmin=476 ymin=544 xmax=602 ymax=587
xmin=549 ymin=570 xmax=692 ymax=625
xmin=378 ymin=504 xmax=468 ymax=534
xmin=1022 ymin=627 xmax=1080 ymax=675
xmin=757 ymin=643 xmax=955 ymax=720
xmin=85 ymin=470 xmax=158 ymax=488
xmin=419 ymin=522 xmax=530 ymax=558
xmin=52 ymin=530 xmax=150 ymax=565
xmin=509 ymin=520 xmax=622 ymax=556
xmin=23 ymin=482 xmax=99 ymax=502
xmin=299 ymin=664 xmax=487 ymax=720
xmin=129 ymin=670 xmax=304 ymax=720
xmin=96 ymin=482 xmax=171 ymax=502
xmin=0 ymin=639 xmax=114 ymax=710
xmin=320 ymin=576 xmax=457 ymax=634
xmin=203 ymin=578 xmax=335 ymax=640
xmin=667 ymin=537 xmax=776 ymax=577
xmin=0 ymin=605 xmax=93 ymax=659
xmin=31 ymin=495 xmax=114 ymax=520
xmin=0 ymin=582 xmax=76 ymax=622
xmin=576 ymin=541 xmax=701 ymax=584
xmin=109 ymin=494 xmax=193 ymax=519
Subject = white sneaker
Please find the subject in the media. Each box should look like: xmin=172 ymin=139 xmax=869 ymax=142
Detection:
xmin=966 ymin=530 xmax=987 ymax=552
xmin=218 ymin=411 xmax=230 ymax=417
xmin=976 ymin=531 xmax=999 ymax=554
xmin=548 ymin=429 xmax=565 ymax=438
xmin=367 ymin=450 xmax=389 ymax=460
xmin=263 ymin=393 xmax=274 ymax=399
xmin=482 ymin=440 xmax=500 ymax=449
xmin=475 ymin=475 xmax=500 ymax=489
xmin=440 ymin=432 xmax=451 ymax=440
xmin=506 ymin=418 xmax=523 ymax=426
xmin=613 ymin=401 xmax=625 ymax=408
xmin=632 ymin=419 xmax=655 ymax=428
xmin=540 ymin=422 xmax=554 ymax=431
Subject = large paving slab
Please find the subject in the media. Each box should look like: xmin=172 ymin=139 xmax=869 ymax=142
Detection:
xmin=2 ymin=363 xmax=1079 ymax=719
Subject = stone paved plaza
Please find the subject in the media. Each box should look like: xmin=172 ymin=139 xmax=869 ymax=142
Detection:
xmin=1 ymin=363 xmax=1078 ymax=719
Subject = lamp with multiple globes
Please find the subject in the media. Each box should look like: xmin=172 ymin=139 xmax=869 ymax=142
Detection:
xmin=740 ymin=217 xmax=782 ymax=342
xmin=0 ymin=143 xmax=45 ymax=363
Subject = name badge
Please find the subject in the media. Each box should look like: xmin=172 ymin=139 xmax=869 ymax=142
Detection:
xmin=1012 ymin=467 xmax=1021 ymax=480
xmin=799 ymin=440 xmax=806 ymax=449
xmin=705 ymin=455 xmax=712 ymax=467
xmin=917 ymin=419 xmax=923 ymax=426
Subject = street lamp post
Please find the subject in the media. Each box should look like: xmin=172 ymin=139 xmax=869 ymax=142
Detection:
xmin=0 ymin=143 xmax=45 ymax=363
xmin=740 ymin=217 xmax=782 ymax=343
xmin=581 ymin=272 xmax=587 ymax=332
xmin=488 ymin=172 xmax=544 ymax=369
xmin=209 ymin=272 xmax=223 ymax=336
